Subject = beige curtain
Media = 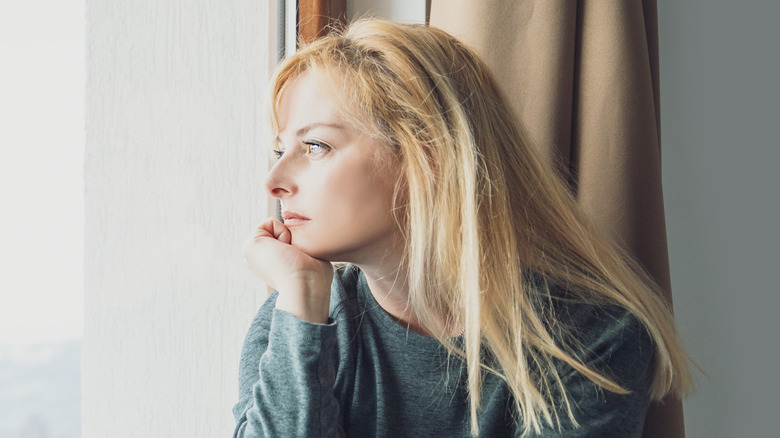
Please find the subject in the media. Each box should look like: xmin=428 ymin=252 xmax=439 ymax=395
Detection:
xmin=429 ymin=1 xmax=684 ymax=437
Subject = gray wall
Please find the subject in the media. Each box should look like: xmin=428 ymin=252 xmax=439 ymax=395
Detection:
xmin=658 ymin=2 xmax=780 ymax=437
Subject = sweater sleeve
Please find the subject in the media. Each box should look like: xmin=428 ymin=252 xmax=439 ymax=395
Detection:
xmin=233 ymin=295 xmax=345 ymax=438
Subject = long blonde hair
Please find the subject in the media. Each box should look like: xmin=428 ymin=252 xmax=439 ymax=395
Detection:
xmin=269 ymin=19 xmax=692 ymax=436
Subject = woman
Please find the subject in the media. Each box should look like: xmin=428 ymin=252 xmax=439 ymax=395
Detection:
xmin=234 ymin=19 xmax=692 ymax=437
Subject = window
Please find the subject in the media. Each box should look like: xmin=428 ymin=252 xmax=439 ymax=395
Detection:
xmin=0 ymin=2 xmax=84 ymax=437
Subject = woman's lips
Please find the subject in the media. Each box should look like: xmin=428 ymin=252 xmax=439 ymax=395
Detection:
xmin=283 ymin=217 xmax=309 ymax=227
xmin=281 ymin=211 xmax=310 ymax=227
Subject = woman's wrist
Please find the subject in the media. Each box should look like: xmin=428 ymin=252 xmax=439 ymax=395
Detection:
xmin=274 ymin=276 xmax=331 ymax=324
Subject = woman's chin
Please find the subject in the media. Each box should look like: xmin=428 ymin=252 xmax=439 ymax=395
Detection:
xmin=288 ymin=239 xmax=339 ymax=262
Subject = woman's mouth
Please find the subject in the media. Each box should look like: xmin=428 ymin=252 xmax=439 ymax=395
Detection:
xmin=281 ymin=211 xmax=310 ymax=227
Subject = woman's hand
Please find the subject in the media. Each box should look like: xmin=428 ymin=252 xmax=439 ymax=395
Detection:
xmin=242 ymin=218 xmax=333 ymax=324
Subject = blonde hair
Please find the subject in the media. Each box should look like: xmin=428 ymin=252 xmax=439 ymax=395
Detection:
xmin=269 ymin=19 xmax=692 ymax=436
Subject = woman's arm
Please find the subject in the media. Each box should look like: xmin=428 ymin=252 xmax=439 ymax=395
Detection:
xmin=234 ymin=219 xmax=344 ymax=437
xmin=232 ymin=298 xmax=345 ymax=437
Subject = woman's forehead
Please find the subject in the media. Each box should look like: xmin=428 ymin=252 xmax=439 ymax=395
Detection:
xmin=275 ymin=72 xmax=346 ymax=136
xmin=275 ymin=68 xmax=381 ymax=142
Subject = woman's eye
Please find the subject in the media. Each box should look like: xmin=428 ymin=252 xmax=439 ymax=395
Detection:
xmin=303 ymin=140 xmax=331 ymax=155
xmin=272 ymin=149 xmax=285 ymax=160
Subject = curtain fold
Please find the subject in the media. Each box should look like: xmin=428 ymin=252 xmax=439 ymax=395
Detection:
xmin=429 ymin=1 xmax=684 ymax=437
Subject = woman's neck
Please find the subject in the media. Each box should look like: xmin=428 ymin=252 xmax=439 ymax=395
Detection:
xmin=359 ymin=261 xmax=460 ymax=338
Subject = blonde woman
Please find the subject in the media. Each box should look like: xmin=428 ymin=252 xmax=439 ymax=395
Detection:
xmin=234 ymin=19 xmax=692 ymax=437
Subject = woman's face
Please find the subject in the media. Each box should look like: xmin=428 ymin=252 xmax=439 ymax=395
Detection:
xmin=265 ymin=71 xmax=402 ymax=263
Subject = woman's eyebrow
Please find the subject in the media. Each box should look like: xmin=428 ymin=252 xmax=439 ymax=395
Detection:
xmin=275 ymin=122 xmax=347 ymax=143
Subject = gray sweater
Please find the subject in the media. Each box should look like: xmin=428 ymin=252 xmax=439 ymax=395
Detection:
xmin=233 ymin=265 xmax=653 ymax=437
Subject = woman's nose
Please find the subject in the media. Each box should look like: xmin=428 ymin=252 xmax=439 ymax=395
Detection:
xmin=263 ymin=159 xmax=295 ymax=199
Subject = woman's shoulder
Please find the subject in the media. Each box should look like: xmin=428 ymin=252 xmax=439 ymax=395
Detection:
xmin=526 ymin=275 xmax=656 ymax=434
xmin=527 ymin=271 xmax=647 ymax=334
xmin=528 ymin=272 xmax=654 ymax=388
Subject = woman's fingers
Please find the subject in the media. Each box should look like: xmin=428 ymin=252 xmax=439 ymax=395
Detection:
xmin=270 ymin=218 xmax=292 ymax=244
xmin=254 ymin=218 xmax=291 ymax=243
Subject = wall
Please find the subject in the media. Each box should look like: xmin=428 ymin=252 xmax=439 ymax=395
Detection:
xmin=348 ymin=0 xmax=426 ymax=23
xmin=84 ymin=1 xmax=276 ymax=436
xmin=658 ymin=1 xmax=780 ymax=437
